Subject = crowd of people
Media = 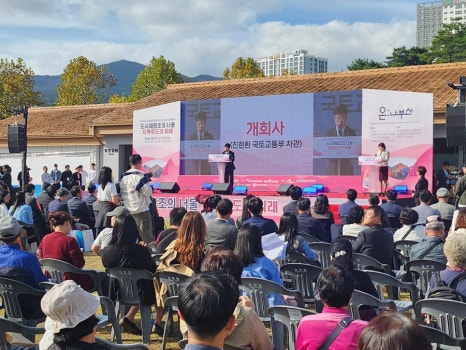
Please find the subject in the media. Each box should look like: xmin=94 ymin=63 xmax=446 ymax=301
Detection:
xmin=1 ymin=155 xmax=466 ymax=350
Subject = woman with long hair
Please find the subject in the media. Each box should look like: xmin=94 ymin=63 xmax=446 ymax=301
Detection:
xmin=311 ymin=194 xmax=335 ymax=242
xmin=94 ymin=166 xmax=119 ymax=233
xmin=0 ymin=189 xmax=11 ymax=218
xmin=154 ymin=211 xmax=207 ymax=334
xmin=38 ymin=211 xmax=93 ymax=291
xmin=9 ymin=191 xmax=33 ymax=224
xmin=278 ymin=212 xmax=317 ymax=260
xmin=101 ymin=214 xmax=156 ymax=335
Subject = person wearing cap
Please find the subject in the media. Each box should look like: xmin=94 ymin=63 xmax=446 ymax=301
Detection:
xmin=431 ymin=187 xmax=455 ymax=222
xmin=188 ymin=111 xmax=213 ymax=175
xmin=17 ymin=166 xmax=31 ymax=190
xmin=91 ymin=206 xmax=129 ymax=254
xmin=0 ymin=216 xmax=47 ymax=320
xmin=120 ymin=154 xmax=154 ymax=243
xmin=40 ymin=280 xmax=109 ymax=350
xmin=409 ymin=216 xmax=446 ymax=264
xmin=48 ymin=188 xmax=70 ymax=213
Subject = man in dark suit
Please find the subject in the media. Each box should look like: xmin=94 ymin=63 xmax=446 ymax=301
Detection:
xmin=296 ymin=197 xmax=326 ymax=241
xmin=283 ymin=185 xmax=302 ymax=216
xmin=205 ymin=199 xmax=238 ymax=252
xmin=222 ymin=143 xmax=235 ymax=193
xmin=189 ymin=112 xmax=213 ymax=174
xmin=436 ymin=161 xmax=451 ymax=190
xmin=67 ymin=186 xmax=95 ymax=228
xmin=352 ymin=206 xmax=393 ymax=265
xmin=325 ymin=104 xmax=356 ymax=175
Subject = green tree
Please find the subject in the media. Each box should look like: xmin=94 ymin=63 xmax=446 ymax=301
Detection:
xmin=129 ymin=55 xmax=183 ymax=101
xmin=281 ymin=68 xmax=296 ymax=76
xmin=0 ymin=58 xmax=43 ymax=119
xmin=223 ymin=57 xmax=264 ymax=79
xmin=347 ymin=58 xmax=386 ymax=71
xmin=56 ymin=56 xmax=116 ymax=105
xmin=423 ymin=21 xmax=466 ymax=63
xmin=386 ymin=46 xmax=429 ymax=67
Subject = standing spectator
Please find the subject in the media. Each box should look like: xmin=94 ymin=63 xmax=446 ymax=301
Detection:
xmin=94 ymin=167 xmax=119 ymax=233
xmin=296 ymin=266 xmax=368 ymax=350
xmin=412 ymin=165 xmax=428 ymax=206
xmin=352 ymin=206 xmax=394 ymax=265
xmin=338 ymin=189 xmax=358 ymax=224
xmin=50 ymin=164 xmax=62 ymax=188
xmin=436 ymin=160 xmax=451 ymax=190
xmin=41 ymin=166 xmax=53 ymax=186
xmin=1 ymin=164 xmax=13 ymax=196
xmin=283 ymin=185 xmax=303 ymax=216
xmin=455 ymin=165 xmax=466 ymax=208
xmin=87 ymin=163 xmax=97 ymax=185
xmin=71 ymin=165 xmax=84 ymax=189
xmin=242 ymin=197 xmax=278 ymax=236
xmin=431 ymin=187 xmax=455 ymax=222
xmin=409 ymin=217 xmax=446 ymax=263
xmin=120 ymin=154 xmax=154 ymax=243
xmin=17 ymin=166 xmax=31 ymax=190
xmin=60 ymin=165 xmax=72 ymax=189
xmin=205 ymin=198 xmax=238 ymax=252
xmin=9 ymin=191 xmax=33 ymax=224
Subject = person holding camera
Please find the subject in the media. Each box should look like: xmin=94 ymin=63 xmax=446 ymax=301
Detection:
xmin=120 ymin=154 xmax=154 ymax=243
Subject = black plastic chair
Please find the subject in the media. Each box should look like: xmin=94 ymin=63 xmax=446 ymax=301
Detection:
xmin=353 ymin=253 xmax=391 ymax=274
xmin=0 ymin=318 xmax=44 ymax=350
xmin=416 ymin=299 xmax=466 ymax=339
xmin=279 ymin=263 xmax=322 ymax=305
xmin=349 ymin=290 xmax=396 ymax=320
xmin=406 ymin=259 xmax=446 ymax=298
xmin=419 ymin=324 xmax=466 ymax=350
xmin=95 ymin=337 xmax=148 ymax=350
xmin=308 ymin=242 xmax=332 ymax=268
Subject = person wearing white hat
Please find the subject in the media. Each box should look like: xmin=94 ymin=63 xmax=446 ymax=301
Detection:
xmin=40 ymin=280 xmax=109 ymax=350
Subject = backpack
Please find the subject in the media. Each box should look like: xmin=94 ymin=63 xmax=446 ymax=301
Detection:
xmin=427 ymin=271 xmax=466 ymax=301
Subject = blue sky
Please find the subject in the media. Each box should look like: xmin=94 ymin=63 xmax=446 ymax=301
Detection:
xmin=0 ymin=0 xmax=422 ymax=76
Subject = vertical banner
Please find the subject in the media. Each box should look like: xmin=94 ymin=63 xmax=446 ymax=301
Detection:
xmin=133 ymin=102 xmax=181 ymax=182
xmin=361 ymin=89 xmax=433 ymax=191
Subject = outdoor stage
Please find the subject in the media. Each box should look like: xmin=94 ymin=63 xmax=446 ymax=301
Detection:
xmin=152 ymin=189 xmax=415 ymax=224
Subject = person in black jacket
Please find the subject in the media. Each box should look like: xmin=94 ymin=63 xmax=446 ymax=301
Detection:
xmin=222 ymin=143 xmax=236 ymax=194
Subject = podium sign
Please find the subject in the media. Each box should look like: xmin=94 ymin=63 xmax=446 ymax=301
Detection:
xmin=208 ymin=154 xmax=231 ymax=183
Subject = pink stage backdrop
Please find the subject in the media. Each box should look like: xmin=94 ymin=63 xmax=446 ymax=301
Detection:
xmin=132 ymin=90 xmax=433 ymax=195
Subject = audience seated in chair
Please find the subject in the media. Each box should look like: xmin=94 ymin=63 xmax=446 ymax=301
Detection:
xmin=283 ymin=185 xmax=303 ymax=216
xmin=352 ymin=206 xmax=393 ymax=266
xmin=278 ymin=212 xmax=317 ymax=261
xmin=338 ymin=189 xmax=359 ymax=224
xmin=430 ymin=187 xmax=455 ymax=223
xmin=296 ymin=266 xmax=368 ymax=350
xmin=153 ymin=207 xmax=187 ymax=254
xmin=178 ymin=272 xmax=239 ymax=350
xmin=40 ymin=280 xmax=109 ymax=350
xmin=242 ymin=197 xmax=278 ymax=236
xmin=180 ymin=247 xmax=273 ymax=350
xmin=393 ymin=208 xmax=425 ymax=243
xmin=413 ymin=189 xmax=441 ymax=226
xmin=409 ymin=216 xmax=446 ymax=264
xmin=296 ymin=197 xmax=326 ymax=242
xmin=380 ymin=190 xmax=403 ymax=228
xmin=91 ymin=206 xmax=130 ymax=254
xmin=342 ymin=206 xmax=367 ymax=238
xmin=357 ymin=312 xmax=431 ymax=350
xmin=311 ymin=194 xmax=335 ymax=242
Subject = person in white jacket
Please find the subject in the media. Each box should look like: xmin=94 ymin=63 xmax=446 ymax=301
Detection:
xmin=119 ymin=154 xmax=154 ymax=243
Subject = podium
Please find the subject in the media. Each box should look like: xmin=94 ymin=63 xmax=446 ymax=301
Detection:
xmin=208 ymin=154 xmax=231 ymax=183
xmin=358 ymin=156 xmax=381 ymax=194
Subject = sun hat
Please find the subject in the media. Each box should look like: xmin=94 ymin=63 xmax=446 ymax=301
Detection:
xmin=41 ymin=280 xmax=100 ymax=333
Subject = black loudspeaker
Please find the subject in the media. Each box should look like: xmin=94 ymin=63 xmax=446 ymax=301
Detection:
xmin=7 ymin=125 xmax=26 ymax=153
xmin=276 ymin=184 xmax=293 ymax=196
xmin=211 ymin=183 xmax=230 ymax=194
xmin=446 ymin=104 xmax=466 ymax=147
xmin=159 ymin=182 xmax=180 ymax=193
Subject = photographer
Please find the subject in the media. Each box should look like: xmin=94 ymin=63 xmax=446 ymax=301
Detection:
xmin=454 ymin=165 xmax=466 ymax=208
xmin=120 ymin=154 xmax=154 ymax=243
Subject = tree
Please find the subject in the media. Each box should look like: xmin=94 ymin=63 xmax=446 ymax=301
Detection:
xmin=281 ymin=69 xmax=296 ymax=76
xmin=56 ymin=56 xmax=116 ymax=105
xmin=423 ymin=21 xmax=466 ymax=63
xmin=129 ymin=55 xmax=183 ymax=101
xmin=0 ymin=58 xmax=43 ymax=119
xmin=223 ymin=57 xmax=264 ymax=79
xmin=386 ymin=46 xmax=429 ymax=67
xmin=347 ymin=58 xmax=386 ymax=71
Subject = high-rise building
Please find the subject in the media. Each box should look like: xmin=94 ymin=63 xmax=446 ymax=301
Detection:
xmin=417 ymin=1 xmax=466 ymax=48
xmin=256 ymin=50 xmax=328 ymax=77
